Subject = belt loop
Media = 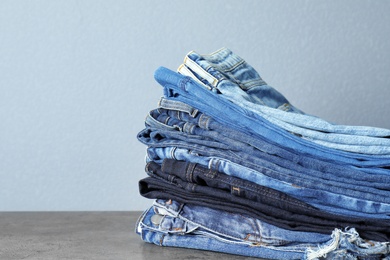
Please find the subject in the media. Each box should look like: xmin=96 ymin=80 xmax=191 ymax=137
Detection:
xmin=183 ymin=56 xmax=219 ymax=87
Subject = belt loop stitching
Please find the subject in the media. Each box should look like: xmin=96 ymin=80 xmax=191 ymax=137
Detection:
xmin=186 ymin=162 xmax=196 ymax=183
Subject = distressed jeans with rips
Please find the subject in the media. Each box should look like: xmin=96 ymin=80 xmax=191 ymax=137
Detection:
xmin=136 ymin=199 xmax=390 ymax=260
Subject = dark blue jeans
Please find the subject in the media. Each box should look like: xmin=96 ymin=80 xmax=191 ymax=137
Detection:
xmin=138 ymin=127 xmax=390 ymax=204
xmin=139 ymin=161 xmax=390 ymax=242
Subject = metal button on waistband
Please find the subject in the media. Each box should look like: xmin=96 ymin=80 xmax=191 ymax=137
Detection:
xmin=151 ymin=214 xmax=164 ymax=226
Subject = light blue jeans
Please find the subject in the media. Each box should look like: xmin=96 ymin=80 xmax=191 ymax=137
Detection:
xmin=154 ymin=66 xmax=390 ymax=166
xmin=136 ymin=200 xmax=390 ymax=259
xmin=179 ymin=48 xmax=390 ymax=154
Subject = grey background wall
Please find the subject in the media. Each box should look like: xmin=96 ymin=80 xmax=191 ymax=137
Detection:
xmin=1 ymin=0 xmax=389 ymax=211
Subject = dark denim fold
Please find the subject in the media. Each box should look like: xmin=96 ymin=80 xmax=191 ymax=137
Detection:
xmin=138 ymin=126 xmax=390 ymax=204
xmin=139 ymin=161 xmax=390 ymax=242
xmin=159 ymin=158 xmax=317 ymax=213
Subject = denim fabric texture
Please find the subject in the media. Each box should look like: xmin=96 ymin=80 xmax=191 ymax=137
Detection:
xmin=139 ymin=129 xmax=390 ymax=208
xmin=135 ymin=48 xmax=390 ymax=259
xmin=150 ymin=100 xmax=390 ymax=176
xmin=155 ymin=66 xmax=390 ymax=166
xmin=139 ymin=160 xmax=390 ymax=241
xmin=181 ymin=48 xmax=390 ymax=154
xmin=145 ymin=103 xmax=390 ymax=183
xmin=135 ymin=201 xmax=390 ymax=260
xmin=145 ymin=145 xmax=390 ymax=220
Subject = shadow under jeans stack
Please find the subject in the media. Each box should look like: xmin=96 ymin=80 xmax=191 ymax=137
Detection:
xmin=135 ymin=48 xmax=390 ymax=260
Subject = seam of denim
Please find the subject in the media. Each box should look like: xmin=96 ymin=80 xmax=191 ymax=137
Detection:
xmin=177 ymin=63 xmax=212 ymax=90
xmin=191 ymin=49 xmax=267 ymax=88
xmin=158 ymin=97 xmax=199 ymax=117
xmin=145 ymin=161 xmax=152 ymax=176
xmin=198 ymin=113 xmax=209 ymax=129
xmin=185 ymin=182 xmax=196 ymax=192
xmin=179 ymin=76 xmax=193 ymax=92
xmin=135 ymin=207 xmax=149 ymax=235
xmin=278 ymin=103 xmax=291 ymax=112
xmin=200 ymin=47 xmax=227 ymax=57
xmin=184 ymin=57 xmax=218 ymax=87
xmin=186 ymin=162 xmax=196 ymax=183
xmin=164 ymin=115 xmax=170 ymax=126
xmin=183 ymin=122 xmax=196 ymax=134
xmin=182 ymin=122 xmax=189 ymax=133
xmin=195 ymin=48 xmax=241 ymax=73
xmin=145 ymin=113 xmax=176 ymax=131
xmin=161 ymin=159 xmax=168 ymax=176
xmin=207 ymin=163 xmax=218 ymax=179
xmin=171 ymin=146 xmax=177 ymax=160
xmin=219 ymin=58 xmax=246 ymax=73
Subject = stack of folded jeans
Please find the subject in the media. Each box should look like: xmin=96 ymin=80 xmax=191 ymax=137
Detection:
xmin=135 ymin=48 xmax=390 ymax=259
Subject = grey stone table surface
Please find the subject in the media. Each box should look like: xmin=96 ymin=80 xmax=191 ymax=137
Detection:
xmin=0 ymin=211 xmax=258 ymax=260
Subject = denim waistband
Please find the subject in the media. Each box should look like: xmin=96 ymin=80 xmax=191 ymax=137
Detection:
xmin=183 ymin=48 xmax=390 ymax=139
xmin=182 ymin=48 xmax=303 ymax=114
xmin=180 ymin=58 xmax=390 ymax=154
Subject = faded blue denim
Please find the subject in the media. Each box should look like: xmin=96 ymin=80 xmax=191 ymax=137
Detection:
xmin=180 ymin=48 xmax=390 ymax=155
xmin=154 ymin=66 xmax=390 ymax=166
xmin=136 ymin=200 xmax=390 ymax=259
